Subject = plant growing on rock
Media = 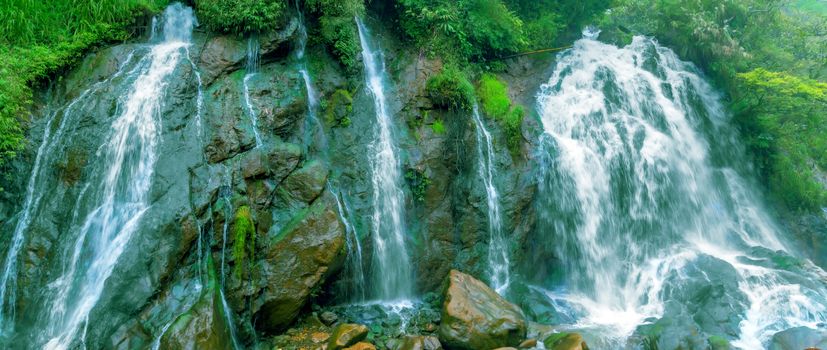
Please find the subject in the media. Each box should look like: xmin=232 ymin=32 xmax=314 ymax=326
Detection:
xmin=477 ymin=73 xmax=524 ymax=157
xmin=233 ymin=205 xmax=256 ymax=279
xmin=305 ymin=0 xmax=365 ymax=71
xmin=426 ymin=66 xmax=475 ymax=110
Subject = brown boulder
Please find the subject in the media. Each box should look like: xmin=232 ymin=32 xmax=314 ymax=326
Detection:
xmin=439 ymin=270 xmax=527 ymax=350
xmin=253 ymin=191 xmax=346 ymax=333
xmin=328 ymin=324 xmax=369 ymax=350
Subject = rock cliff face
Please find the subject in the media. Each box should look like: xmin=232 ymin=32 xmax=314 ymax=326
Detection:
xmin=0 ymin=12 xmax=549 ymax=349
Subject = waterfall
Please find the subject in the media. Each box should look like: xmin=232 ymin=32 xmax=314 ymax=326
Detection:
xmin=332 ymin=185 xmax=368 ymax=302
xmin=296 ymin=7 xmax=325 ymax=155
xmin=532 ymin=33 xmax=827 ymax=348
xmin=0 ymin=50 xmax=138 ymax=335
xmin=471 ymin=105 xmax=511 ymax=295
xmin=243 ymin=36 xmax=263 ymax=148
xmin=29 ymin=4 xmax=196 ymax=349
xmin=356 ymin=18 xmax=413 ymax=302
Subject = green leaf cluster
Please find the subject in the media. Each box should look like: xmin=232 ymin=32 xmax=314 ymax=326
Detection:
xmin=477 ymin=73 xmax=523 ymax=156
xmin=734 ymin=69 xmax=827 ymax=210
xmin=426 ymin=66 xmax=475 ymax=110
xmin=195 ymin=0 xmax=286 ymax=33
xmin=395 ymin=0 xmax=610 ymax=63
xmin=305 ymin=0 xmax=365 ymax=72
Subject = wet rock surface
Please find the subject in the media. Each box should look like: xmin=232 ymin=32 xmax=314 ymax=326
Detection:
xmin=439 ymin=270 xmax=527 ymax=350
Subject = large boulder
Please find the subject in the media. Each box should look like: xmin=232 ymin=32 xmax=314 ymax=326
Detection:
xmin=328 ymin=323 xmax=369 ymax=350
xmin=159 ymin=260 xmax=233 ymax=350
xmin=253 ymin=191 xmax=346 ymax=333
xmin=769 ymin=327 xmax=827 ymax=350
xmin=439 ymin=270 xmax=527 ymax=349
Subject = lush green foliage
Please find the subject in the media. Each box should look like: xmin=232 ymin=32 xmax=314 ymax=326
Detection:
xmin=426 ymin=66 xmax=475 ymax=110
xmin=734 ymin=69 xmax=827 ymax=210
xmin=0 ymin=0 xmax=167 ymax=174
xmin=477 ymin=73 xmax=523 ymax=156
xmin=604 ymin=0 xmax=827 ymax=211
xmin=396 ymin=0 xmax=610 ymax=63
xmin=305 ymin=0 xmax=364 ymax=71
xmin=195 ymin=0 xmax=286 ymax=33
xmin=233 ymin=205 xmax=256 ymax=279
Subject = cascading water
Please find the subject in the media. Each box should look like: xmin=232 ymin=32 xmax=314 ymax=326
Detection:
xmin=532 ymin=31 xmax=827 ymax=348
xmin=356 ymin=18 xmax=413 ymax=302
xmin=332 ymin=185 xmax=368 ymax=302
xmin=0 ymin=51 xmax=138 ymax=336
xmin=471 ymin=105 xmax=511 ymax=295
xmin=295 ymin=5 xmax=325 ymax=155
xmin=243 ymin=36 xmax=263 ymax=148
xmin=25 ymin=4 xmax=197 ymax=349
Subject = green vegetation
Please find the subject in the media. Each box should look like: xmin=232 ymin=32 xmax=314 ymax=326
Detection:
xmin=735 ymin=69 xmax=827 ymax=210
xmin=195 ymin=0 xmax=286 ymax=33
xmin=604 ymin=0 xmax=827 ymax=211
xmin=305 ymin=0 xmax=365 ymax=71
xmin=404 ymin=168 xmax=431 ymax=202
xmin=477 ymin=74 xmax=524 ymax=156
xmin=0 ymin=0 xmax=167 ymax=175
xmin=323 ymin=89 xmax=353 ymax=127
xmin=426 ymin=66 xmax=475 ymax=110
xmin=233 ymin=205 xmax=256 ymax=279
xmin=430 ymin=120 xmax=446 ymax=134
xmin=396 ymin=0 xmax=611 ymax=63
xmin=708 ymin=335 xmax=731 ymax=350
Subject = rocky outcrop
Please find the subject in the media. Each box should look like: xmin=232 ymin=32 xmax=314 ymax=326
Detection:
xmin=439 ymin=270 xmax=527 ymax=350
xmin=254 ymin=191 xmax=346 ymax=333
xmin=159 ymin=260 xmax=233 ymax=350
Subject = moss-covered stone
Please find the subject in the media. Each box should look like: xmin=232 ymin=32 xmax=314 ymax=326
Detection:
xmin=324 ymin=89 xmax=354 ymax=127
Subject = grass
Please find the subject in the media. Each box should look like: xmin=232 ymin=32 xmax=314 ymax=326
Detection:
xmin=0 ymin=0 xmax=167 ymax=175
xmin=477 ymin=73 xmax=524 ymax=156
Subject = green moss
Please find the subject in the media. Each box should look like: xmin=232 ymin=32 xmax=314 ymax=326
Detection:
xmin=56 ymin=148 xmax=88 ymax=185
xmin=477 ymin=73 xmax=525 ymax=157
xmin=708 ymin=335 xmax=730 ymax=350
xmin=404 ymin=168 xmax=431 ymax=202
xmin=430 ymin=119 xmax=446 ymax=134
xmin=323 ymin=89 xmax=353 ymax=128
xmin=426 ymin=66 xmax=475 ymax=110
xmin=232 ymin=206 xmax=255 ymax=279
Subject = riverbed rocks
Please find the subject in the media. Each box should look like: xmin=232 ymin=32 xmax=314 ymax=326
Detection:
xmin=543 ymin=333 xmax=589 ymax=350
xmin=439 ymin=270 xmax=527 ymax=349
xmin=328 ymin=323 xmax=370 ymax=350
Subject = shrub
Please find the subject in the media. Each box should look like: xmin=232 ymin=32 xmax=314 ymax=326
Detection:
xmin=478 ymin=73 xmax=511 ymax=119
xmin=195 ymin=0 xmax=286 ymax=33
xmin=233 ymin=205 xmax=256 ymax=279
xmin=477 ymin=73 xmax=524 ymax=156
xmin=426 ymin=66 xmax=475 ymax=110
xmin=305 ymin=0 xmax=364 ymax=71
